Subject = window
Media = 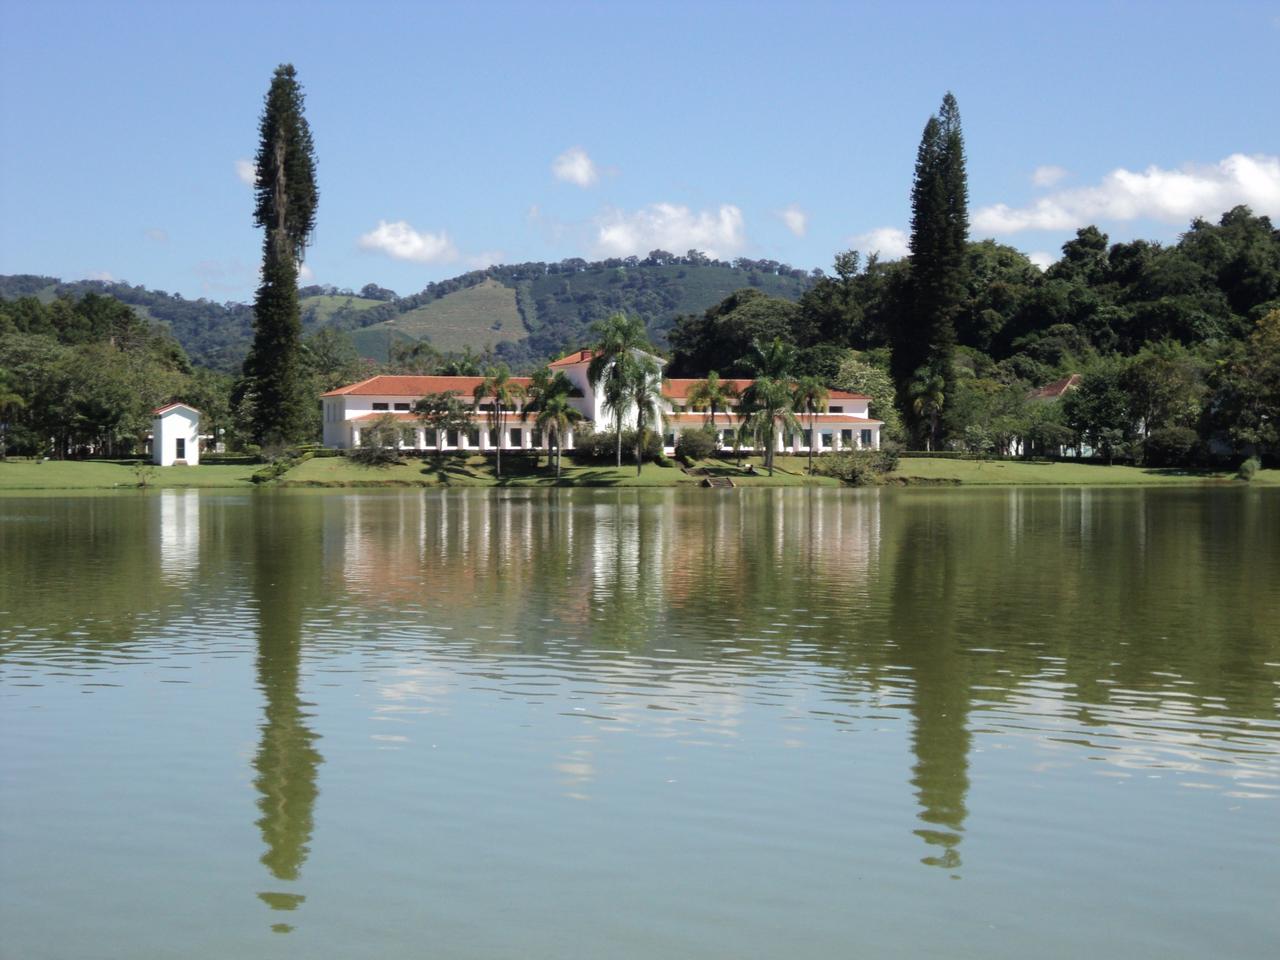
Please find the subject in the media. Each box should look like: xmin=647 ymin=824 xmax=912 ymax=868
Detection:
xmin=532 ymin=429 xmax=544 ymax=448
xmin=861 ymin=429 xmax=873 ymax=447
xmin=841 ymin=429 xmax=853 ymax=446
xmin=424 ymin=429 xmax=438 ymax=447
xmin=394 ymin=402 xmax=410 ymax=411
xmin=488 ymin=428 xmax=499 ymax=447
xmin=722 ymin=429 xmax=734 ymax=445
xmin=446 ymin=429 xmax=459 ymax=447
xmin=372 ymin=402 xmax=389 ymax=411
xmin=664 ymin=432 xmax=675 ymax=447
xmin=468 ymin=429 xmax=480 ymax=447
xmin=510 ymin=428 xmax=522 ymax=446
xmin=402 ymin=428 xmax=416 ymax=447
xmin=802 ymin=429 xmax=812 ymax=448
xmin=829 ymin=405 xmax=843 ymax=413
xmin=821 ymin=432 xmax=833 ymax=448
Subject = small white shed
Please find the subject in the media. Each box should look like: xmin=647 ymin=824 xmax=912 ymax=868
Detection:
xmin=152 ymin=403 xmax=201 ymax=466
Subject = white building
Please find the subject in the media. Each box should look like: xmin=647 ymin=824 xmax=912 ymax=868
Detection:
xmin=152 ymin=403 xmax=201 ymax=466
xmin=321 ymin=349 xmax=882 ymax=455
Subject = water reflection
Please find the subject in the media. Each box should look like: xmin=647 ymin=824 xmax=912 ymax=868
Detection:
xmin=249 ymin=498 xmax=323 ymax=933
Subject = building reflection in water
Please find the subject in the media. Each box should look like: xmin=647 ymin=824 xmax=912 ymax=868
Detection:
xmin=156 ymin=489 xmax=200 ymax=585
xmin=249 ymin=499 xmax=323 ymax=933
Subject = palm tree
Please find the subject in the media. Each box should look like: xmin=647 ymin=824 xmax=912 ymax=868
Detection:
xmin=627 ymin=356 xmax=664 ymax=475
xmin=523 ymin=369 xmax=576 ymax=470
xmin=587 ymin=313 xmax=651 ymax=467
xmin=747 ymin=336 xmax=798 ymax=381
xmin=910 ymin=366 xmax=946 ymax=452
xmin=685 ymin=371 xmax=739 ymax=452
xmin=473 ymin=364 xmax=525 ymax=479
xmin=792 ymin=376 xmax=829 ymax=474
xmin=740 ymin=377 xmax=800 ymax=477
xmin=534 ymin=394 xmax=583 ymax=480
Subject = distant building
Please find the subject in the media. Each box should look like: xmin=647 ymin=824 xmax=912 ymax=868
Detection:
xmin=1029 ymin=374 xmax=1082 ymax=401
xmin=321 ymin=349 xmax=882 ymax=454
xmin=152 ymin=403 xmax=200 ymax=466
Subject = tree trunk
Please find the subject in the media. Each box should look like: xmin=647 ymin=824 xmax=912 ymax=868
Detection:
xmin=808 ymin=410 xmax=815 ymax=474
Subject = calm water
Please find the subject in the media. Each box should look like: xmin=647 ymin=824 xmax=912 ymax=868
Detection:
xmin=1 ymin=487 xmax=1278 ymax=959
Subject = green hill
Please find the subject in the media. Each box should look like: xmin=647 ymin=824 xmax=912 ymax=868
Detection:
xmin=361 ymin=278 xmax=524 ymax=355
xmin=1 ymin=254 xmax=815 ymax=372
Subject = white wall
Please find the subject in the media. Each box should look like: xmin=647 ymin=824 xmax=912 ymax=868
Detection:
xmin=152 ymin=409 xmax=200 ymax=466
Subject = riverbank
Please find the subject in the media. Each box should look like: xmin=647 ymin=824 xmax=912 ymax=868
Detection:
xmin=1 ymin=455 xmax=1274 ymax=492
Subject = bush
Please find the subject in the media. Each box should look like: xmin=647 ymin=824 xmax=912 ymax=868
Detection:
xmin=574 ymin=428 xmax=661 ymax=463
xmin=1143 ymin=426 xmax=1199 ymax=467
xmin=814 ymin=447 xmax=900 ymax=486
xmin=348 ymin=414 xmax=406 ymax=467
xmin=674 ymin=426 xmax=718 ymax=461
xmin=1239 ymin=455 xmax=1261 ymax=481
xmin=250 ymin=450 xmax=314 ymax=483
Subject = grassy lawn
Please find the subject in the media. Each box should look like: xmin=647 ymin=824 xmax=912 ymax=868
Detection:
xmin=891 ymin=457 xmax=1280 ymax=486
xmin=283 ymin=453 xmax=700 ymax=487
xmin=697 ymin=455 xmax=841 ymax=486
xmin=0 ymin=459 xmax=257 ymax=491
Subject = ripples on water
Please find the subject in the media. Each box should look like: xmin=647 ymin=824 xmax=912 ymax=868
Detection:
xmin=1 ymin=487 xmax=1278 ymax=959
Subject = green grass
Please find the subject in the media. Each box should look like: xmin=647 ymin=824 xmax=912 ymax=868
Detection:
xmin=891 ymin=457 xmax=1280 ymax=486
xmin=283 ymin=453 xmax=698 ymax=487
xmin=0 ymin=459 xmax=257 ymax=491
xmin=362 ymin=279 xmax=525 ymax=355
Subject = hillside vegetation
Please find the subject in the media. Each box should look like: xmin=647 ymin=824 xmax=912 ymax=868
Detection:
xmin=1 ymin=255 xmax=812 ymax=373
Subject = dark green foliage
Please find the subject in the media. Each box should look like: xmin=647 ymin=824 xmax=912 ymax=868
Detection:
xmin=574 ymin=428 xmax=662 ymax=462
xmin=814 ymin=447 xmax=901 ymax=485
xmin=674 ymin=426 xmax=718 ymax=461
xmin=666 ymin=289 xmax=800 ymax=377
xmin=1238 ymin=456 xmax=1260 ymax=481
xmin=1143 ymin=426 xmax=1200 ymax=467
xmin=894 ymin=92 xmax=970 ymax=448
xmin=245 ymin=64 xmax=319 ymax=447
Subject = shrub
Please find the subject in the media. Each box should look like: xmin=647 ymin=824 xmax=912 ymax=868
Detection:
xmin=1239 ymin=455 xmax=1261 ymax=481
xmin=674 ymin=426 xmax=718 ymax=461
xmin=1143 ymin=426 xmax=1199 ymax=467
xmin=814 ymin=447 xmax=900 ymax=485
xmin=348 ymin=414 xmax=406 ymax=468
xmin=575 ymin=428 xmax=661 ymax=462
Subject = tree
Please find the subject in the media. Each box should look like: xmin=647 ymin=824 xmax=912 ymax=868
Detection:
xmin=0 ymin=372 xmax=24 ymax=459
xmin=534 ymin=393 xmax=583 ymax=479
xmin=685 ymin=371 xmax=740 ymax=435
xmin=587 ymin=313 xmax=651 ymax=467
xmin=627 ymin=355 xmax=664 ymax=475
xmin=834 ymin=352 xmax=903 ymax=442
xmin=739 ymin=337 xmax=800 ymax=476
xmin=415 ymin=391 xmax=473 ymax=453
xmin=894 ymin=92 xmax=968 ymax=447
xmin=909 ymin=366 xmax=946 ymax=452
xmin=473 ymin=364 xmax=524 ymax=479
xmin=243 ymin=64 xmax=318 ymax=447
xmin=350 ymin=413 xmax=403 ymax=466
xmin=792 ymin=375 xmax=829 ymax=474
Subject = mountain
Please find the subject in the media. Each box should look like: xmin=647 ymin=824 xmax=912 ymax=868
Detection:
xmin=0 ymin=254 xmax=815 ymax=373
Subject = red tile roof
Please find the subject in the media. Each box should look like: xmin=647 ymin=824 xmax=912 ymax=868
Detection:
xmin=665 ymin=412 xmax=881 ymax=425
xmin=321 ymin=375 xmax=534 ymax=398
xmin=662 ymin=378 xmax=870 ymax=401
xmin=153 ymin=402 xmax=200 ymax=415
xmin=549 ymin=349 xmax=597 ymax=367
xmin=1030 ymin=374 xmax=1082 ymax=400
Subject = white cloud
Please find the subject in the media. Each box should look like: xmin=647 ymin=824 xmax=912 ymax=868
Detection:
xmin=234 ymin=159 xmax=257 ymax=186
xmin=85 ymin=270 xmax=115 ymax=283
xmin=848 ymin=226 xmax=910 ymax=260
xmin=779 ymin=204 xmax=808 ymax=237
xmin=1028 ymin=251 xmax=1056 ymax=271
xmin=358 ymin=220 xmax=458 ymax=264
xmin=594 ymin=203 xmax=746 ymax=258
xmin=975 ymin=153 xmax=1280 ymax=234
xmin=143 ymin=228 xmax=169 ymax=243
xmin=552 ymin=146 xmax=599 ymax=188
xmin=1031 ymin=165 xmax=1069 ymax=187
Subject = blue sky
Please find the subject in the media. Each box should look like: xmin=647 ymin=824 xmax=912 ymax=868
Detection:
xmin=2 ymin=0 xmax=1277 ymax=302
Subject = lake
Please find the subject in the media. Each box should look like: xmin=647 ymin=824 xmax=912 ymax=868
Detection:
xmin=1 ymin=487 xmax=1277 ymax=959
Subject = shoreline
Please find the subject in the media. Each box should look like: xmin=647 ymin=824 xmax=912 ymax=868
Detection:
xmin=1 ymin=455 xmax=1274 ymax=494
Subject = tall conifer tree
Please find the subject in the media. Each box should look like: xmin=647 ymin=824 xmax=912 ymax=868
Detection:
xmin=244 ymin=64 xmax=318 ymax=446
xmin=893 ymin=92 xmax=968 ymax=448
